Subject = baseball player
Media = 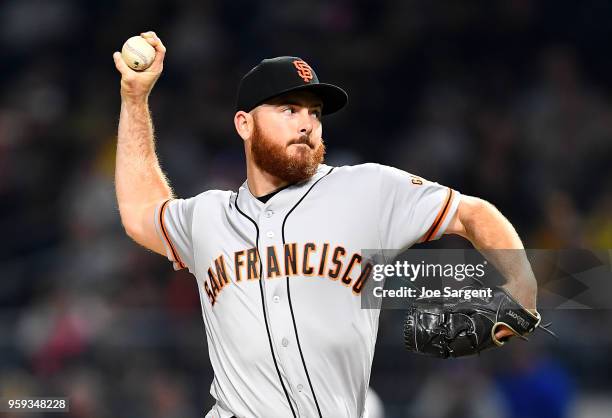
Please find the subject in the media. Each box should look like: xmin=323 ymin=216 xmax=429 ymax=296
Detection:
xmin=113 ymin=32 xmax=541 ymax=417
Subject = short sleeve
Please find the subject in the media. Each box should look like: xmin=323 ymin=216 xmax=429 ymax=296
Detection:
xmin=154 ymin=198 xmax=197 ymax=271
xmin=378 ymin=165 xmax=461 ymax=251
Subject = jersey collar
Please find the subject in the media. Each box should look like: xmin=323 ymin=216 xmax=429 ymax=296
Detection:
xmin=236 ymin=164 xmax=333 ymax=214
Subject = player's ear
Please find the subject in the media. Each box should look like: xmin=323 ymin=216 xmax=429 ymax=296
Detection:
xmin=234 ymin=111 xmax=253 ymax=141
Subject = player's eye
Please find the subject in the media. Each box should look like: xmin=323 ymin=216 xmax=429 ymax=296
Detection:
xmin=282 ymin=106 xmax=295 ymax=115
xmin=311 ymin=109 xmax=322 ymax=119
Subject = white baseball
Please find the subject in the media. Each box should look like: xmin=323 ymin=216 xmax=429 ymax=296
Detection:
xmin=121 ymin=36 xmax=157 ymax=71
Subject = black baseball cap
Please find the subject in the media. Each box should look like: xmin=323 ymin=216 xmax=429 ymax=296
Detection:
xmin=236 ymin=56 xmax=348 ymax=115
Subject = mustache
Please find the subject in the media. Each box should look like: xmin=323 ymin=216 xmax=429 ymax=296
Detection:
xmin=288 ymin=135 xmax=314 ymax=148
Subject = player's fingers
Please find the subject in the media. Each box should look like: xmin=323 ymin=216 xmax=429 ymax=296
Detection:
xmin=113 ymin=51 xmax=132 ymax=75
xmin=148 ymin=37 xmax=166 ymax=71
xmin=142 ymin=33 xmax=158 ymax=47
xmin=138 ymin=32 xmax=166 ymax=71
xmin=142 ymin=34 xmax=167 ymax=55
xmin=140 ymin=31 xmax=157 ymax=39
xmin=494 ymin=325 xmax=515 ymax=342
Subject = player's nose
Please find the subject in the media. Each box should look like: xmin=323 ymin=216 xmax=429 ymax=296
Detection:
xmin=297 ymin=109 xmax=313 ymax=135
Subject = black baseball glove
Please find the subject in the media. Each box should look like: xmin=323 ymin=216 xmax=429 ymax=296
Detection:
xmin=403 ymin=286 xmax=554 ymax=358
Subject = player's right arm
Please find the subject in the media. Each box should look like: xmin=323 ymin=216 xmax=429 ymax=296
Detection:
xmin=113 ymin=31 xmax=170 ymax=256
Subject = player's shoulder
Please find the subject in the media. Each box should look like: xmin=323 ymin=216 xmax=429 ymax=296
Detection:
xmin=328 ymin=162 xmax=382 ymax=176
xmin=323 ymin=163 xmax=391 ymax=191
xmin=176 ymin=189 xmax=234 ymax=210
xmin=328 ymin=162 xmax=415 ymax=179
xmin=328 ymin=163 xmax=434 ymax=192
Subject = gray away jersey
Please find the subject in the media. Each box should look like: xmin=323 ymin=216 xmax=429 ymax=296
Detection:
xmin=154 ymin=163 xmax=461 ymax=418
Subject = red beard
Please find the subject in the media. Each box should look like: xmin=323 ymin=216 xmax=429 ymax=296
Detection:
xmin=250 ymin=121 xmax=325 ymax=183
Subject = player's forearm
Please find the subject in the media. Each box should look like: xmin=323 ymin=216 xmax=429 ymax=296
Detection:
xmin=460 ymin=197 xmax=537 ymax=309
xmin=115 ymin=98 xmax=173 ymax=231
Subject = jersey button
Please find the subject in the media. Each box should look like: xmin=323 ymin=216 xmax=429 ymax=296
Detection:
xmin=281 ymin=338 xmax=289 ymax=347
xmin=265 ymin=210 xmax=274 ymax=218
xmin=297 ymin=384 xmax=304 ymax=392
xmin=266 ymin=231 xmax=275 ymax=238
xmin=273 ymin=295 xmax=280 ymax=303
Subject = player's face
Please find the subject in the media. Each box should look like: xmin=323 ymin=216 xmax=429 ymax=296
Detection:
xmin=249 ymin=91 xmax=325 ymax=183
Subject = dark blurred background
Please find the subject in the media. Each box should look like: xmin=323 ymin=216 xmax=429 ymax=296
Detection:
xmin=1 ymin=0 xmax=611 ymax=417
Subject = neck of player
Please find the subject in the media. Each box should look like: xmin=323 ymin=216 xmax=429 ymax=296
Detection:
xmin=246 ymin=158 xmax=290 ymax=198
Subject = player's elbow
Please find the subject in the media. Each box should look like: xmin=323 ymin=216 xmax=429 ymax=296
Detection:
xmin=120 ymin=214 xmax=143 ymax=242
xmin=120 ymin=215 xmax=156 ymax=252
xmin=118 ymin=201 xmax=168 ymax=256
xmin=118 ymin=204 xmax=146 ymax=240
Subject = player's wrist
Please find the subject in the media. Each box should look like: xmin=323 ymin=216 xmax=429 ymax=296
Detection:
xmin=501 ymin=281 xmax=537 ymax=311
xmin=121 ymin=93 xmax=150 ymax=106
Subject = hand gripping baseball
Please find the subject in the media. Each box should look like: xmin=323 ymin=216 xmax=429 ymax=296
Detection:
xmin=113 ymin=31 xmax=166 ymax=100
xmin=403 ymin=286 xmax=556 ymax=358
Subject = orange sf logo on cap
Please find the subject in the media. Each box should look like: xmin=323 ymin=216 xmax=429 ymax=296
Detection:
xmin=293 ymin=60 xmax=314 ymax=83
